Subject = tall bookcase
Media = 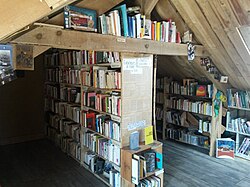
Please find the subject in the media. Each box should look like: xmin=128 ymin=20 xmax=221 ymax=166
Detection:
xmin=226 ymin=89 xmax=250 ymax=160
xmin=44 ymin=50 xmax=164 ymax=186
xmin=162 ymin=78 xmax=223 ymax=156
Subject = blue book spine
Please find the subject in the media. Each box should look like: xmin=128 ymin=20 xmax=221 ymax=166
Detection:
xmin=128 ymin=16 xmax=132 ymax=37
xmin=114 ymin=4 xmax=129 ymax=37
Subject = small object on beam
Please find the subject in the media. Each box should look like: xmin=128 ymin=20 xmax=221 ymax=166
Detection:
xmin=187 ymin=42 xmax=195 ymax=61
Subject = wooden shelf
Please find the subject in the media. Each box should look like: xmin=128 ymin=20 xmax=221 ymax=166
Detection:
xmin=226 ymin=129 xmax=250 ymax=137
xmin=228 ymin=106 xmax=250 ymax=112
xmin=45 ymin=82 xmax=81 ymax=87
xmin=12 ymin=23 xmax=208 ymax=57
xmin=81 ymin=106 xmax=121 ymax=122
xmin=45 ymin=96 xmax=81 ymax=106
xmin=170 ymin=138 xmax=210 ymax=150
xmin=82 ymin=85 xmax=121 ymax=92
xmin=168 ymin=93 xmax=212 ymax=101
xmin=83 ymin=126 xmax=121 ymax=145
xmin=165 ymin=107 xmax=212 ymax=117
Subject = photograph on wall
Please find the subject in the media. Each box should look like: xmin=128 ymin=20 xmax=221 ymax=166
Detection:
xmin=0 ymin=44 xmax=16 ymax=85
xmin=15 ymin=44 xmax=34 ymax=70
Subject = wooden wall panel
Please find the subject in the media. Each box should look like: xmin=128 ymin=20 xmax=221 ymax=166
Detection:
xmin=170 ymin=0 xmax=249 ymax=89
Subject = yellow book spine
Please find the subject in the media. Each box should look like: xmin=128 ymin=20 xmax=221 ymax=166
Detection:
xmin=156 ymin=22 xmax=161 ymax=41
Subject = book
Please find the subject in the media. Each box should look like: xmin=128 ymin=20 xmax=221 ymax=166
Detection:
xmin=144 ymin=151 xmax=155 ymax=172
xmin=64 ymin=5 xmax=97 ymax=32
xmin=113 ymin=4 xmax=129 ymax=37
xmin=145 ymin=126 xmax=154 ymax=145
xmin=132 ymin=157 xmax=139 ymax=185
xmin=196 ymin=85 xmax=206 ymax=97
xmin=130 ymin=131 xmax=140 ymax=150
xmin=155 ymin=152 xmax=163 ymax=169
xmin=216 ymin=138 xmax=235 ymax=159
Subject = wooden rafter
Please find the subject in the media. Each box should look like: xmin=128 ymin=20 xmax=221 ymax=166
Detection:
xmin=170 ymin=0 xmax=250 ymax=89
xmin=11 ymin=24 xmax=208 ymax=57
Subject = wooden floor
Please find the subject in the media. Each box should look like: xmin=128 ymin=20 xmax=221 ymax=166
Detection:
xmin=0 ymin=139 xmax=106 ymax=187
xmin=164 ymin=140 xmax=250 ymax=187
xmin=1 ymin=139 xmax=250 ymax=187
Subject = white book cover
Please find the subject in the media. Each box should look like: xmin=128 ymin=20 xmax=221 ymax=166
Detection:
xmin=135 ymin=14 xmax=141 ymax=38
xmin=132 ymin=158 xmax=139 ymax=185
xmin=143 ymin=19 xmax=151 ymax=39
xmin=171 ymin=22 xmax=176 ymax=43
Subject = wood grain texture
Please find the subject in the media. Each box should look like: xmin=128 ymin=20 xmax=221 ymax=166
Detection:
xmin=11 ymin=25 xmax=208 ymax=57
xmin=170 ymin=0 xmax=249 ymax=89
xmin=164 ymin=140 xmax=250 ymax=187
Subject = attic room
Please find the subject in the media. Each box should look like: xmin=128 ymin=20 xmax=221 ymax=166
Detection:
xmin=0 ymin=0 xmax=250 ymax=186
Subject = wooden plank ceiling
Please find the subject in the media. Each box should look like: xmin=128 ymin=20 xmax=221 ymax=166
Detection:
xmin=1 ymin=0 xmax=249 ymax=90
xmin=155 ymin=0 xmax=250 ymax=90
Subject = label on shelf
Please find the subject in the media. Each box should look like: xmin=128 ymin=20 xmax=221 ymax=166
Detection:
xmin=116 ymin=38 xmax=126 ymax=43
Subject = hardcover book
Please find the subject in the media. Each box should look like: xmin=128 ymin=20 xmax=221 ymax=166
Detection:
xmin=129 ymin=131 xmax=139 ymax=150
xmin=64 ymin=5 xmax=97 ymax=32
xmin=216 ymin=138 xmax=235 ymax=159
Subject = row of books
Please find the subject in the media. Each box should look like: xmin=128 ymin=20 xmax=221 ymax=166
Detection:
xmin=166 ymin=80 xmax=213 ymax=98
xmin=156 ymin=78 xmax=165 ymax=90
xmin=48 ymin=113 xmax=80 ymax=142
xmin=237 ymin=138 xmax=250 ymax=156
xmin=156 ymin=92 xmax=164 ymax=104
xmin=166 ymin=97 xmax=212 ymax=116
xmin=45 ymin=84 xmax=60 ymax=99
xmin=156 ymin=107 xmax=163 ymax=121
xmin=45 ymin=84 xmax=81 ymax=104
xmin=82 ymin=91 xmax=121 ymax=116
xmin=82 ymin=131 xmax=120 ymax=166
xmin=132 ymin=151 xmax=162 ymax=185
xmin=45 ymin=50 xmax=121 ymax=66
xmin=82 ymin=111 xmax=120 ymax=142
xmin=226 ymin=111 xmax=250 ymax=134
xmin=82 ymin=67 xmax=121 ymax=89
xmin=227 ymin=89 xmax=250 ymax=109
xmin=83 ymin=151 xmax=121 ymax=186
xmin=47 ymin=126 xmax=81 ymax=161
xmin=60 ymin=86 xmax=81 ymax=104
xmin=45 ymin=68 xmax=81 ymax=85
xmin=99 ymin=4 xmax=180 ymax=43
xmin=45 ymin=99 xmax=81 ymax=123
xmin=166 ymin=128 xmax=209 ymax=148
xmin=198 ymin=119 xmax=211 ymax=134
xmin=137 ymin=176 xmax=161 ymax=187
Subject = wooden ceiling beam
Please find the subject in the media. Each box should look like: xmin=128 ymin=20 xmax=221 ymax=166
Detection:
xmin=170 ymin=0 xmax=249 ymax=89
xmin=143 ymin=0 xmax=160 ymax=18
xmin=11 ymin=24 xmax=208 ymax=57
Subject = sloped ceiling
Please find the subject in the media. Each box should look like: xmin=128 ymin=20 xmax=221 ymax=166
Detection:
xmin=1 ymin=0 xmax=249 ymax=91
xmin=155 ymin=0 xmax=250 ymax=90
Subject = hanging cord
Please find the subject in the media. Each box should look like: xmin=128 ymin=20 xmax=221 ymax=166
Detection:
xmin=153 ymin=54 xmax=158 ymax=141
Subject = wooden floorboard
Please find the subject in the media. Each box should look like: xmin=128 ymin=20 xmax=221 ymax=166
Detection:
xmin=1 ymin=139 xmax=250 ymax=187
xmin=164 ymin=140 xmax=250 ymax=187
xmin=0 ymin=139 xmax=107 ymax=187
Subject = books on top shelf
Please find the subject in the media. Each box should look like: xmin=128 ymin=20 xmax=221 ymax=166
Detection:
xmin=98 ymin=4 xmax=181 ymax=43
xmin=227 ymin=88 xmax=250 ymax=109
xmin=64 ymin=5 xmax=97 ymax=32
xmin=165 ymin=79 xmax=213 ymax=98
xmin=216 ymin=138 xmax=235 ymax=159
